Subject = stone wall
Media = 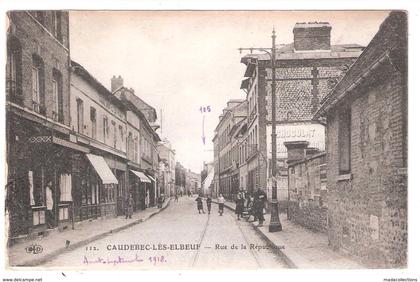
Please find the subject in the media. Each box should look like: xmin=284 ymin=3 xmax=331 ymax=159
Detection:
xmin=326 ymin=63 xmax=407 ymax=268
xmin=288 ymin=152 xmax=328 ymax=233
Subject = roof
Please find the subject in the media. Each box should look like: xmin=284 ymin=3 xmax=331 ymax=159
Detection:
xmin=294 ymin=22 xmax=331 ymax=29
xmin=314 ymin=11 xmax=407 ymax=118
xmin=241 ymin=43 xmax=364 ymax=62
xmin=71 ymin=61 xmax=126 ymax=111
xmin=113 ymin=87 xmax=161 ymax=142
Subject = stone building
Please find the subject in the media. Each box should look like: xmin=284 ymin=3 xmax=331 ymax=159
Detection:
xmin=112 ymin=76 xmax=161 ymax=209
xmin=314 ymin=12 xmax=407 ymax=268
xmin=240 ymin=22 xmax=363 ymax=205
xmin=70 ymin=61 xmax=127 ymax=220
xmin=6 ymin=11 xmax=80 ymax=239
xmin=158 ymin=139 xmax=176 ymax=197
xmin=213 ymin=100 xmax=247 ymax=200
xmin=175 ymin=162 xmax=186 ymax=195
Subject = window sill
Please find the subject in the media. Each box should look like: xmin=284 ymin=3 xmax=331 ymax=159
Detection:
xmin=336 ymin=173 xmax=352 ymax=182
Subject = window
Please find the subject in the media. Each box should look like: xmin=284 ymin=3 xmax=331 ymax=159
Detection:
xmin=90 ymin=107 xmax=96 ymax=139
xmin=51 ymin=11 xmax=62 ymax=41
xmin=52 ymin=69 xmax=63 ymax=122
xmin=119 ymin=125 xmax=124 ymax=149
xmin=338 ymin=107 xmax=351 ymax=174
xmin=103 ymin=116 xmax=109 ymax=141
xmin=134 ymin=137 xmax=138 ymax=163
xmin=7 ymin=37 xmax=22 ymax=103
xmin=52 ymin=79 xmax=58 ymax=119
xmin=31 ymin=55 xmax=45 ymax=115
xmin=76 ymin=99 xmax=84 ymax=133
xmin=112 ymin=121 xmax=117 ymax=148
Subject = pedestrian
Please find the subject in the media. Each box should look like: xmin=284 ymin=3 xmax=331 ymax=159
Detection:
xmin=125 ymin=194 xmax=134 ymax=219
xmin=175 ymin=193 xmax=178 ymax=202
xmin=45 ymin=180 xmax=54 ymax=229
xmin=217 ymin=194 xmax=225 ymax=216
xmin=235 ymin=193 xmax=245 ymax=220
xmin=206 ymin=195 xmax=212 ymax=214
xmin=254 ymin=188 xmax=267 ymax=227
xmin=195 ymin=196 xmax=205 ymax=214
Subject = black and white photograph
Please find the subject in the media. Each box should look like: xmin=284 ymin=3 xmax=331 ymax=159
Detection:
xmin=1 ymin=4 xmax=417 ymax=281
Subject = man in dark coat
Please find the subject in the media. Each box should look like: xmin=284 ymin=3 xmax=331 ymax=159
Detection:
xmin=235 ymin=193 xmax=245 ymax=220
xmin=254 ymin=188 xmax=267 ymax=226
xmin=125 ymin=194 xmax=134 ymax=219
xmin=195 ymin=196 xmax=205 ymax=214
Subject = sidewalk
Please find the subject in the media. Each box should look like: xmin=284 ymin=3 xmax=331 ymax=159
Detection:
xmin=7 ymin=199 xmax=171 ymax=267
xmin=223 ymin=201 xmax=364 ymax=269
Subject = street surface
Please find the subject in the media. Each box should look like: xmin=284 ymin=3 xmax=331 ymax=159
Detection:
xmin=44 ymin=197 xmax=288 ymax=269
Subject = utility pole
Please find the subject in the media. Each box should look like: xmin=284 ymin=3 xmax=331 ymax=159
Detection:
xmin=238 ymin=28 xmax=282 ymax=232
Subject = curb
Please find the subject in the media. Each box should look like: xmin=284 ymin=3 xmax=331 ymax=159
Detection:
xmin=250 ymin=224 xmax=297 ymax=268
xmin=216 ymin=200 xmax=297 ymax=269
xmin=12 ymin=199 xmax=171 ymax=267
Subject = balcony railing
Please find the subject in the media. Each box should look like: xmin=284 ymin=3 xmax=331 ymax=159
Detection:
xmin=246 ymin=144 xmax=258 ymax=161
xmin=6 ymin=80 xmax=23 ymax=105
xmin=32 ymin=101 xmax=46 ymax=116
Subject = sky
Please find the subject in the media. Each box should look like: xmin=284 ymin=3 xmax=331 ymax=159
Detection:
xmin=69 ymin=10 xmax=389 ymax=173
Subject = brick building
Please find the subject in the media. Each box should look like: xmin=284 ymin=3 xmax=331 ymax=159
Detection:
xmin=240 ymin=22 xmax=363 ymax=205
xmin=314 ymin=12 xmax=407 ymax=268
xmin=6 ymin=11 xmax=80 ymax=239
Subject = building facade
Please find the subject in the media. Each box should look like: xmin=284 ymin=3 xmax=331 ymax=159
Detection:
xmin=6 ymin=11 xmax=79 ymax=239
xmin=315 ymin=12 xmax=407 ymax=268
xmin=213 ymin=100 xmax=247 ymax=200
xmin=70 ymin=61 xmax=127 ymax=220
xmin=157 ymin=139 xmax=176 ymax=197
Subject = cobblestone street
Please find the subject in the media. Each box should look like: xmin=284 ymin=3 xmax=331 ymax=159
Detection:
xmin=43 ymin=197 xmax=288 ymax=269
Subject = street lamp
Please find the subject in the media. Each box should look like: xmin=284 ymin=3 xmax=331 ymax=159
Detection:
xmin=238 ymin=29 xmax=282 ymax=232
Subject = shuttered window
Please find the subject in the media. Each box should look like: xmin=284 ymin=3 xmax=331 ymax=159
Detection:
xmin=338 ymin=107 xmax=351 ymax=174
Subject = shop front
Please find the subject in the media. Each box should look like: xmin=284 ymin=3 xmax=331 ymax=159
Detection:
xmin=71 ymin=153 xmax=118 ymax=221
xmin=6 ymin=113 xmax=88 ymax=239
xmin=129 ymin=170 xmax=150 ymax=211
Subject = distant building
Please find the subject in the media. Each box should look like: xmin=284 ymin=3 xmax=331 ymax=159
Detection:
xmin=112 ymin=77 xmax=161 ymax=209
xmin=158 ymin=139 xmax=176 ymax=197
xmin=314 ymin=12 xmax=407 ymax=268
xmin=213 ymin=100 xmax=247 ymax=200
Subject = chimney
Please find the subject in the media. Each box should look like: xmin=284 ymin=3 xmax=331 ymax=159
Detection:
xmin=111 ymin=75 xmax=124 ymax=92
xmin=284 ymin=141 xmax=309 ymax=164
xmin=293 ymin=22 xmax=331 ymax=51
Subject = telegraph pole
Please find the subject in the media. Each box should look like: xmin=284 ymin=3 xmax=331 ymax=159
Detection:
xmin=238 ymin=28 xmax=282 ymax=232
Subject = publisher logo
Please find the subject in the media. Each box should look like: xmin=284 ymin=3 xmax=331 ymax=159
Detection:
xmin=25 ymin=244 xmax=43 ymax=254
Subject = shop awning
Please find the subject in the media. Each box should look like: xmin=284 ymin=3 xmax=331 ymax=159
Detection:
xmin=130 ymin=170 xmax=151 ymax=183
xmin=86 ymin=154 xmax=118 ymax=184
xmin=147 ymin=175 xmax=156 ymax=182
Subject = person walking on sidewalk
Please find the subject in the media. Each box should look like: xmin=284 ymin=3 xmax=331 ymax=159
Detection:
xmin=254 ymin=188 xmax=267 ymax=227
xmin=175 ymin=193 xmax=178 ymax=202
xmin=217 ymin=194 xmax=225 ymax=216
xmin=46 ymin=181 xmax=54 ymax=229
xmin=235 ymin=193 xmax=245 ymax=220
xmin=125 ymin=194 xmax=134 ymax=219
xmin=206 ymin=195 xmax=212 ymax=214
xmin=195 ymin=196 xmax=205 ymax=214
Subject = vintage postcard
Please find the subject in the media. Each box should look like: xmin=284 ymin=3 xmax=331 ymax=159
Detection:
xmin=3 ymin=9 xmax=410 ymax=275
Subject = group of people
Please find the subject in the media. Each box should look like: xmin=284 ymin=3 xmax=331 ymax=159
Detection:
xmin=194 ymin=188 xmax=267 ymax=226
xmin=195 ymin=194 xmax=226 ymax=215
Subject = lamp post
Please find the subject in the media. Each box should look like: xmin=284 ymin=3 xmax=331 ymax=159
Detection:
xmin=238 ymin=29 xmax=282 ymax=232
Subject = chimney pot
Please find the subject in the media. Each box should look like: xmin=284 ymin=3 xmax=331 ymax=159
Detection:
xmin=111 ymin=75 xmax=124 ymax=92
xmin=293 ymin=22 xmax=331 ymax=51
